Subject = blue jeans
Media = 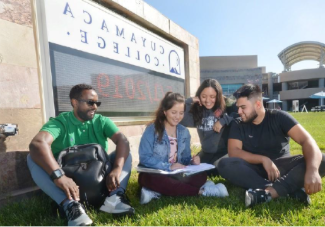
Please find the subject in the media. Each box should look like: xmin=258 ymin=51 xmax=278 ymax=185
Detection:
xmin=27 ymin=152 xmax=132 ymax=205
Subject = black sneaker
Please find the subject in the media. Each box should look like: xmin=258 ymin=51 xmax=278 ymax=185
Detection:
xmin=65 ymin=201 xmax=93 ymax=226
xmin=245 ymin=189 xmax=272 ymax=207
xmin=288 ymin=188 xmax=311 ymax=205
xmin=100 ymin=191 xmax=135 ymax=215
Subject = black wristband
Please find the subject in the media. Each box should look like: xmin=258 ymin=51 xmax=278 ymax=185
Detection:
xmin=50 ymin=168 xmax=65 ymax=181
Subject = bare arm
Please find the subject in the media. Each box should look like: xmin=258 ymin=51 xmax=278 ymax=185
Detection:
xmin=29 ymin=131 xmax=59 ymax=174
xmin=228 ymin=138 xmax=280 ymax=181
xmin=228 ymin=138 xmax=266 ymax=164
xmin=29 ymin=131 xmax=80 ymax=201
xmin=287 ymin=124 xmax=322 ymax=194
xmin=106 ymin=132 xmax=130 ymax=192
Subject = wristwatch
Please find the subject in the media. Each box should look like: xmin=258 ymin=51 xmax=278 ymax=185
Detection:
xmin=50 ymin=168 xmax=65 ymax=181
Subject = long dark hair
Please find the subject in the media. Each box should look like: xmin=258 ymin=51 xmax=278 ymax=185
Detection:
xmin=190 ymin=79 xmax=225 ymax=126
xmin=153 ymin=92 xmax=185 ymax=141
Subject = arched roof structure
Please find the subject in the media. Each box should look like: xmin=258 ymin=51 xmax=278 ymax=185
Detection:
xmin=278 ymin=41 xmax=325 ymax=71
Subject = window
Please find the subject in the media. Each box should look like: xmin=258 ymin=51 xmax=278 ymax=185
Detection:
xmin=221 ymin=84 xmax=243 ymax=97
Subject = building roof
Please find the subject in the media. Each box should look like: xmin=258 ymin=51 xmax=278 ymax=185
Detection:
xmin=278 ymin=41 xmax=325 ymax=71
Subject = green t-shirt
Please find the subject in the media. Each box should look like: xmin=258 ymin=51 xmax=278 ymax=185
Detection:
xmin=41 ymin=111 xmax=119 ymax=158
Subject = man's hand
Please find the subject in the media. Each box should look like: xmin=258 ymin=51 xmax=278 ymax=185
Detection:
xmin=171 ymin=163 xmax=186 ymax=170
xmin=304 ymin=170 xmax=322 ymax=195
xmin=54 ymin=175 xmax=80 ymax=201
xmin=262 ymin=157 xmax=280 ymax=182
xmin=106 ymin=168 xmax=121 ymax=192
xmin=213 ymin=121 xmax=223 ymax=133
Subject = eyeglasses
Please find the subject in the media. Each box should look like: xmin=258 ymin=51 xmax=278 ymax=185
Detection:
xmin=78 ymin=99 xmax=101 ymax=107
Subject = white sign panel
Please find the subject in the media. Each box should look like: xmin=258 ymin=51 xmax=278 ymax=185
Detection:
xmin=43 ymin=0 xmax=185 ymax=79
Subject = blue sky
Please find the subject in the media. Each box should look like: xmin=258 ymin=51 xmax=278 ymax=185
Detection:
xmin=144 ymin=0 xmax=325 ymax=74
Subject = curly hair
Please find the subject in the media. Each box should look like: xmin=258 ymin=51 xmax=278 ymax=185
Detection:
xmin=153 ymin=92 xmax=185 ymax=141
xmin=69 ymin=84 xmax=94 ymax=107
xmin=190 ymin=79 xmax=225 ymax=126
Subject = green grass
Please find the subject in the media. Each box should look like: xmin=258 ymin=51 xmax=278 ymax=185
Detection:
xmin=1 ymin=113 xmax=325 ymax=226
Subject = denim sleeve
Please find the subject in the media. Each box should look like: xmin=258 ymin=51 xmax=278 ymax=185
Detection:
xmin=138 ymin=126 xmax=172 ymax=171
xmin=180 ymin=129 xmax=192 ymax=165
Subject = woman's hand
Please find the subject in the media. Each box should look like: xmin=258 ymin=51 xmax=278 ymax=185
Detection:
xmin=191 ymin=155 xmax=200 ymax=165
xmin=213 ymin=121 xmax=223 ymax=133
xmin=170 ymin=163 xmax=186 ymax=170
xmin=192 ymin=97 xmax=202 ymax=106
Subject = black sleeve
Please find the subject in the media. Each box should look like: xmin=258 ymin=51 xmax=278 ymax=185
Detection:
xmin=276 ymin=110 xmax=298 ymax=134
xmin=228 ymin=119 xmax=243 ymax=141
xmin=180 ymin=98 xmax=196 ymax=128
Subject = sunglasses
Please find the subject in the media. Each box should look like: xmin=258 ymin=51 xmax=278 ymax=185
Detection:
xmin=78 ymin=99 xmax=101 ymax=107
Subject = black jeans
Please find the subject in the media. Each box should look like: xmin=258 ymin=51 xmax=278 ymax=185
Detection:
xmin=198 ymin=151 xmax=228 ymax=176
xmin=218 ymin=154 xmax=325 ymax=197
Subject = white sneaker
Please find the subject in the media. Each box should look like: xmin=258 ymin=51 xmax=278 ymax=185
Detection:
xmin=215 ymin=183 xmax=229 ymax=197
xmin=199 ymin=180 xmax=215 ymax=195
xmin=199 ymin=182 xmax=229 ymax=197
xmin=100 ymin=192 xmax=135 ymax=215
xmin=140 ymin=187 xmax=161 ymax=205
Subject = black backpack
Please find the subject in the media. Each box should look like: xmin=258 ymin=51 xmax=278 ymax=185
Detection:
xmin=57 ymin=143 xmax=110 ymax=207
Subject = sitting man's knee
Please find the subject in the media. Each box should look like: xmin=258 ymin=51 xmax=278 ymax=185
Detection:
xmin=217 ymin=157 xmax=246 ymax=176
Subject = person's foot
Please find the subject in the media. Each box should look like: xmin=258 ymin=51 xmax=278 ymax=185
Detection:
xmin=140 ymin=187 xmax=161 ymax=204
xmin=198 ymin=180 xmax=215 ymax=195
xmin=100 ymin=192 xmax=135 ymax=215
xmin=245 ymin=189 xmax=272 ymax=207
xmin=64 ymin=201 xmax=93 ymax=226
xmin=199 ymin=181 xmax=229 ymax=197
xmin=288 ymin=188 xmax=311 ymax=205
xmin=215 ymin=183 xmax=229 ymax=197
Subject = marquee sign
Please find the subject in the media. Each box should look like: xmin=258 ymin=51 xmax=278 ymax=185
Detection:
xmin=44 ymin=0 xmax=185 ymax=79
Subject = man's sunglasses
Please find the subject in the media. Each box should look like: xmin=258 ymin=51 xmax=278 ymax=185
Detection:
xmin=78 ymin=99 xmax=101 ymax=107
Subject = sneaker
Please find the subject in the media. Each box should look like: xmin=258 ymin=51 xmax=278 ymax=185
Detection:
xmin=198 ymin=180 xmax=215 ymax=195
xmin=100 ymin=192 xmax=135 ymax=215
xmin=215 ymin=183 xmax=229 ymax=197
xmin=245 ymin=189 xmax=272 ymax=207
xmin=65 ymin=201 xmax=93 ymax=226
xmin=140 ymin=187 xmax=161 ymax=205
xmin=199 ymin=181 xmax=228 ymax=197
xmin=288 ymin=188 xmax=311 ymax=205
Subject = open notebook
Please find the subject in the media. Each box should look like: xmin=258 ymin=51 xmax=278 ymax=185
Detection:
xmin=136 ymin=163 xmax=215 ymax=176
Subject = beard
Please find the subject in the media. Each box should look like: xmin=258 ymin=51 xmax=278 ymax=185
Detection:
xmin=242 ymin=110 xmax=258 ymax=123
xmin=76 ymin=108 xmax=95 ymax=121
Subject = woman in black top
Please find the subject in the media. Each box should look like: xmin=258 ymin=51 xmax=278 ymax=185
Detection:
xmin=180 ymin=78 xmax=237 ymax=175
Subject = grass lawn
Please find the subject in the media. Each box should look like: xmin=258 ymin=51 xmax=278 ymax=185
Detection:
xmin=1 ymin=112 xmax=325 ymax=226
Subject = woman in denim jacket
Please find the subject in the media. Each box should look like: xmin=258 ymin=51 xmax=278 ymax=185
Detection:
xmin=138 ymin=92 xmax=229 ymax=204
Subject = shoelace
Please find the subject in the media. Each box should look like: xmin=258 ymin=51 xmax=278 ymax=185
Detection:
xmin=66 ymin=202 xmax=84 ymax=220
xmin=117 ymin=193 xmax=131 ymax=205
xmin=202 ymin=185 xmax=220 ymax=196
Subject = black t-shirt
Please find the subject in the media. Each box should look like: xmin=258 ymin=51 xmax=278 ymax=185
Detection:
xmin=229 ymin=109 xmax=298 ymax=159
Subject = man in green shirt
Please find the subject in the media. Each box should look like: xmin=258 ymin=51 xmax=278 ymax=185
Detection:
xmin=28 ymin=84 xmax=134 ymax=226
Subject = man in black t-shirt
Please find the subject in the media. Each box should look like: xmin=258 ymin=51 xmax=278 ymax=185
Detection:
xmin=218 ymin=84 xmax=325 ymax=207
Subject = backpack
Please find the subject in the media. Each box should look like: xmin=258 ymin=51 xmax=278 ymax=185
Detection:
xmin=57 ymin=143 xmax=110 ymax=207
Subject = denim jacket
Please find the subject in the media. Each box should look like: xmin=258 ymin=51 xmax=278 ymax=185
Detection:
xmin=138 ymin=123 xmax=192 ymax=171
